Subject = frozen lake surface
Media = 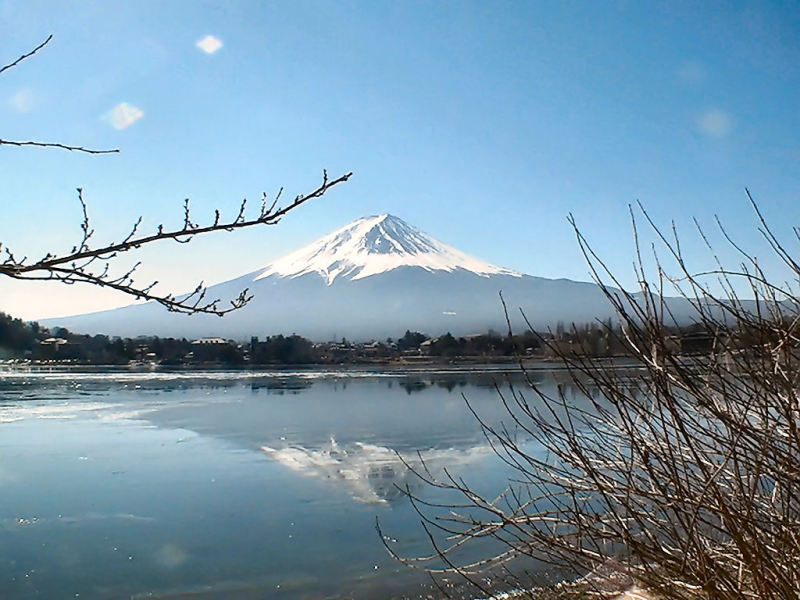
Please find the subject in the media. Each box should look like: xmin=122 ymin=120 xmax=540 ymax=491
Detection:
xmin=0 ymin=368 xmax=560 ymax=599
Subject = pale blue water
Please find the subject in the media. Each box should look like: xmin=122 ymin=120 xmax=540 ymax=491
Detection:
xmin=0 ymin=368 xmax=556 ymax=599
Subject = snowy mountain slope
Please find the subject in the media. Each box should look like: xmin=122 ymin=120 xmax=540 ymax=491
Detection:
xmin=254 ymin=214 xmax=520 ymax=284
xmin=41 ymin=214 xmax=701 ymax=340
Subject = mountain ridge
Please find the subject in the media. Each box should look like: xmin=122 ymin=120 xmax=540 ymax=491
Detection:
xmin=253 ymin=213 xmax=520 ymax=285
xmin=41 ymin=214 xmax=682 ymax=341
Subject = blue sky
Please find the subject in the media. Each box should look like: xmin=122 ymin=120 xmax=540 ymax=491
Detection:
xmin=1 ymin=1 xmax=799 ymax=320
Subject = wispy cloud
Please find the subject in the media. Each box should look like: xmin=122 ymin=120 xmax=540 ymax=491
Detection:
xmin=196 ymin=35 xmax=223 ymax=54
xmin=678 ymin=61 xmax=707 ymax=84
xmin=697 ymin=108 xmax=733 ymax=138
xmin=154 ymin=543 xmax=189 ymax=569
xmin=8 ymin=89 xmax=34 ymax=113
xmin=102 ymin=102 xmax=144 ymax=130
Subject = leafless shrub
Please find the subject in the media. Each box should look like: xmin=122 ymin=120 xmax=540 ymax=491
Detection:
xmin=385 ymin=193 xmax=800 ymax=600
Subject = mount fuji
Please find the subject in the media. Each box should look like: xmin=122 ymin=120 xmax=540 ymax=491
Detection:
xmin=42 ymin=214 xmax=667 ymax=340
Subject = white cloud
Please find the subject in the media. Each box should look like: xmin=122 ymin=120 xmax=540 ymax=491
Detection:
xmin=8 ymin=89 xmax=34 ymax=113
xmin=196 ymin=35 xmax=223 ymax=54
xmin=697 ymin=108 xmax=733 ymax=138
xmin=102 ymin=102 xmax=144 ymax=130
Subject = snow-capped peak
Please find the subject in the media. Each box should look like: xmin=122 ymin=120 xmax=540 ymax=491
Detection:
xmin=254 ymin=214 xmax=520 ymax=285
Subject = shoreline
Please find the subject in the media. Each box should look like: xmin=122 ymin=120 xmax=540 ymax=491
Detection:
xmin=0 ymin=356 xmax=645 ymax=374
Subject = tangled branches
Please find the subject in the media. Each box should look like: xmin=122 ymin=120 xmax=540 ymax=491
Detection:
xmin=388 ymin=193 xmax=800 ymax=599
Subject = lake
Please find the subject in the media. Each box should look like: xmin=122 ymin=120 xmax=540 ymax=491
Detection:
xmin=0 ymin=367 xmax=566 ymax=599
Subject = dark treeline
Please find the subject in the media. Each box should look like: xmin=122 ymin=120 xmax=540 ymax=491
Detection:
xmin=0 ymin=312 xmax=314 ymax=365
xmin=0 ymin=311 xmax=722 ymax=366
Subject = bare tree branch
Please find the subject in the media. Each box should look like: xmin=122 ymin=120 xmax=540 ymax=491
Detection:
xmin=0 ymin=34 xmax=52 ymax=75
xmin=1 ymin=36 xmax=119 ymax=155
xmin=1 ymin=36 xmax=351 ymax=315
xmin=0 ymin=171 xmax=352 ymax=315
xmin=0 ymin=139 xmax=119 ymax=154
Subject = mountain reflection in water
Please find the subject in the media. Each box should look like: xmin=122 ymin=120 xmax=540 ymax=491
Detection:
xmin=0 ymin=368 xmax=569 ymax=599
xmin=262 ymin=437 xmax=492 ymax=504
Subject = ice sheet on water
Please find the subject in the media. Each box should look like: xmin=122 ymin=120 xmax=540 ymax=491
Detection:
xmin=0 ymin=366 xmax=521 ymax=387
xmin=0 ymin=400 xmax=121 ymax=422
xmin=0 ymin=512 xmax=156 ymax=531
